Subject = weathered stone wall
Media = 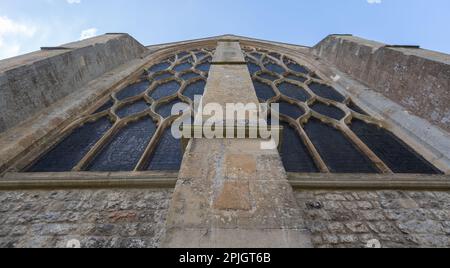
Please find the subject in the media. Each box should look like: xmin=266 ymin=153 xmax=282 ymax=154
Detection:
xmin=313 ymin=35 xmax=450 ymax=133
xmin=295 ymin=190 xmax=450 ymax=248
xmin=0 ymin=34 xmax=147 ymax=133
xmin=0 ymin=189 xmax=172 ymax=248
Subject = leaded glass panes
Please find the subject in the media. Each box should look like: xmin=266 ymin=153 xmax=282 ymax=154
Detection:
xmin=243 ymin=46 xmax=442 ymax=174
xmin=27 ymin=47 xmax=214 ymax=172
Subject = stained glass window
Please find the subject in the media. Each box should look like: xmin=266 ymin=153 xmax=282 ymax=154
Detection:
xmin=27 ymin=48 xmax=214 ymax=172
xmin=243 ymin=46 xmax=442 ymax=174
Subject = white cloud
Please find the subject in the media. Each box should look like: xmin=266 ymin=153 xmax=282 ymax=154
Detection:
xmin=67 ymin=0 xmax=81 ymax=4
xmin=0 ymin=16 xmax=37 ymax=60
xmin=80 ymin=28 xmax=98 ymax=40
xmin=367 ymin=0 xmax=382 ymax=4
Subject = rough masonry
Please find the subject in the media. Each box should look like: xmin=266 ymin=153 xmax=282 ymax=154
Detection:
xmin=314 ymin=35 xmax=450 ymax=133
xmin=0 ymin=34 xmax=147 ymax=133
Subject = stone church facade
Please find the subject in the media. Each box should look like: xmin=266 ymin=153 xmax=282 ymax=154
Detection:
xmin=0 ymin=34 xmax=449 ymax=248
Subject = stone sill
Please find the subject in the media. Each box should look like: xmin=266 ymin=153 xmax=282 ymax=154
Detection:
xmin=0 ymin=171 xmax=178 ymax=190
xmin=288 ymin=173 xmax=450 ymax=191
xmin=1 ymin=171 xmax=449 ymax=191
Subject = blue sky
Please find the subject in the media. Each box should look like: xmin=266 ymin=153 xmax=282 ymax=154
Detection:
xmin=1 ymin=0 xmax=449 ymax=60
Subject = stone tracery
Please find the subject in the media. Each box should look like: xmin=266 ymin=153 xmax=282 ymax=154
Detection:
xmin=28 ymin=48 xmax=215 ymax=172
xmin=242 ymin=46 xmax=441 ymax=174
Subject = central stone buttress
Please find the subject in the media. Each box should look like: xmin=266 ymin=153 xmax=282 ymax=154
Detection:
xmin=161 ymin=41 xmax=312 ymax=248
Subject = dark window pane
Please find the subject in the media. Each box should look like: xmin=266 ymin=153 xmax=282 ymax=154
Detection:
xmin=94 ymin=99 xmax=114 ymax=114
xmin=195 ymin=52 xmax=207 ymax=60
xmin=304 ymin=119 xmax=378 ymax=173
xmin=116 ymin=100 xmax=150 ymax=118
xmin=265 ymin=61 xmax=285 ymax=75
xmin=116 ymin=81 xmax=150 ymax=100
xmin=180 ymin=71 xmax=201 ymax=81
xmin=348 ymin=101 xmax=368 ymax=115
xmin=253 ymin=81 xmax=276 ymax=101
xmin=280 ymin=122 xmax=318 ymax=172
xmin=196 ymin=62 xmax=211 ymax=73
xmin=309 ymin=82 xmax=345 ymax=103
xmin=150 ymin=81 xmax=180 ymax=100
xmin=156 ymin=100 xmax=189 ymax=118
xmin=247 ymin=62 xmax=261 ymax=75
xmin=28 ymin=117 xmax=113 ymax=172
xmin=310 ymin=103 xmax=346 ymax=121
xmin=286 ymin=62 xmax=309 ymax=75
xmin=149 ymin=62 xmax=171 ymax=73
xmin=350 ymin=120 xmax=442 ymax=174
xmin=250 ymin=52 xmax=263 ymax=59
xmin=286 ymin=74 xmax=307 ymax=83
xmin=183 ymin=80 xmax=206 ymax=101
xmin=269 ymin=52 xmax=282 ymax=60
xmin=279 ymin=102 xmax=305 ymax=119
xmin=278 ymin=82 xmax=310 ymax=102
xmin=173 ymin=62 xmax=193 ymax=72
xmin=258 ymin=72 xmax=279 ymax=81
xmin=177 ymin=51 xmax=189 ymax=59
xmin=153 ymin=72 xmax=173 ymax=81
xmin=88 ymin=117 xmax=156 ymax=171
xmin=147 ymin=129 xmax=183 ymax=171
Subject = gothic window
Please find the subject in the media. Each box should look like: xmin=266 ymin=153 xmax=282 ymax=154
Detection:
xmin=27 ymin=48 xmax=214 ymax=172
xmin=243 ymin=47 xmax=442 ymax=174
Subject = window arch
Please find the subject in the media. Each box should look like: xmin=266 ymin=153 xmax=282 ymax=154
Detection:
xmin=27 ymin=47 xmax=214 ymax=172
xmin=243 ymin=46 xmax=442 ymax=174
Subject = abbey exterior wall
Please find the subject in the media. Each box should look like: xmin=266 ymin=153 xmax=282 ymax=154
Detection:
xmin=314 ymin=35 xmax=450 ymax=133
xmin=0 ymin=35 xmax=449 ymax=248
xmin=295 ymin=190 xmax=450 ymax=248
xmin=0 ymin=188 xmax=448 ymax=248
xmin=0 ymin=189 xmax=173 ymax=248
xmin=0 ymin=34 xmax=147 ymax=133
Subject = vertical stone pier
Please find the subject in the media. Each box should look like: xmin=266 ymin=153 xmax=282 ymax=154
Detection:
xmin=161 ymin=41 xmax=312 ymax=248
